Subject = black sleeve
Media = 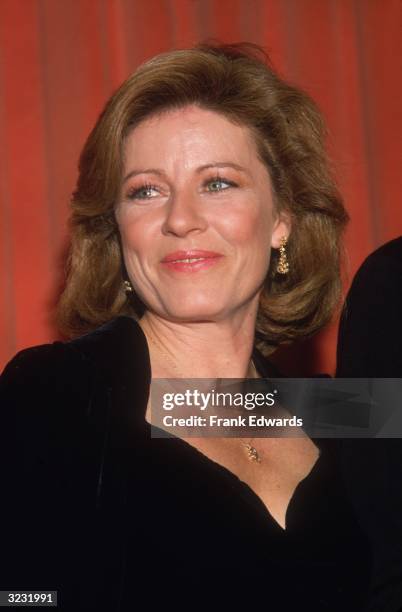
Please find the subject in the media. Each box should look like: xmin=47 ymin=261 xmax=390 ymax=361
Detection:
xmin=0 ymin=344 xmax=101 ymax=603
xmin=337 ymin=241 xmax=402 ymax=377
xmin=336 ymin=240 xmax=402 ymax=611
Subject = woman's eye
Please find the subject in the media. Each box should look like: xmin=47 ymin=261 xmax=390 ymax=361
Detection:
xmin=125 ymin=177 xmax=236 ymax=201
xmin=127 ymin=185 xmax=160 ymax=200
xmin=206 ymin=178 xmax=236 ymax=192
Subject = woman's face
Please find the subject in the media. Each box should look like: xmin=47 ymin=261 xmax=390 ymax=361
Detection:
xmin=116 ymin=105 xmax=289 ymax=323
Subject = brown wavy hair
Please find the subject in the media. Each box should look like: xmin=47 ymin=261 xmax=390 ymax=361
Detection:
xmin=57 ymin=42 xmax=348 ymax=356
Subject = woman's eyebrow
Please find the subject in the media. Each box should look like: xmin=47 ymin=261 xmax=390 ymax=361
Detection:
xmin=123 ymin=168 xmax=165 ymax=184
xmin=123 ymin=162 xmax=249 ymax=184
xmin=196 ymin=162 xmax=248 ymax=174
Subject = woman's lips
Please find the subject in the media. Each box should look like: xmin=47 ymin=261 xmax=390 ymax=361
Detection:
xmin=161 ymin=258 xmax=222 ymax=272
xmin=160 ymin=250 xmax=223 ymax=272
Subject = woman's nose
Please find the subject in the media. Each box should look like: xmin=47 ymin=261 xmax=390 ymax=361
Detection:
xmin=161 ymin=188 xmax=208 ymax=237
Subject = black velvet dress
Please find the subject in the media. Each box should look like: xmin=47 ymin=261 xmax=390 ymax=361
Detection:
xmin=0 ymin=316 xmax=396 ymax=611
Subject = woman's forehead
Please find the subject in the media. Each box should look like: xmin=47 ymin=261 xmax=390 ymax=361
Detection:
xmin=123 ymin=105 xmax=262 ymax=173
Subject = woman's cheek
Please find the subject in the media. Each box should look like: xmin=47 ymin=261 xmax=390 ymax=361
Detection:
xmin=216 ymin=207 xmax=267 ymax=244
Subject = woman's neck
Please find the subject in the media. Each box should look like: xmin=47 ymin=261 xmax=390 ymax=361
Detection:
xmin=139 ymin=310 xmax=258 ymax=379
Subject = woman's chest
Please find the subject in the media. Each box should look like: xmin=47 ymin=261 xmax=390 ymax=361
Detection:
xmin=181 ymin=435 xmax=321 ymax=530
xmin=123 ymin=434 xmax=372 ymax=611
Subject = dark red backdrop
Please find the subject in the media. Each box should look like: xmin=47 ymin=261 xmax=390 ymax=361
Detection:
xmin=1 ymin=0 xmax=401 ymax=373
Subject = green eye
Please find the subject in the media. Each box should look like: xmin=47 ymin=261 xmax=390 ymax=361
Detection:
xmin=127 ymin=185 xmax=159 ymax=200
xmin=206 ymin=178 xmax=235 ymax=192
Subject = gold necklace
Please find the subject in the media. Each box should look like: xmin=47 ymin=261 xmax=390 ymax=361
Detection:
xmin=239 ymin=360 xmax=263 ymax=464
xmin=145 ymin=326 xmax=263 ymax=464
xmin=241 ymin=440 xmax=262 ymax=463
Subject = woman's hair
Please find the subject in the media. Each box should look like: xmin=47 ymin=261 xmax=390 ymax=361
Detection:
xmin=57 ymin=42 xmax=348 ymax=356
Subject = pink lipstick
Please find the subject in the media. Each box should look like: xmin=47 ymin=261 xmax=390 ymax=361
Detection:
xmin=161 ymin=250 xmax=223 ymax=272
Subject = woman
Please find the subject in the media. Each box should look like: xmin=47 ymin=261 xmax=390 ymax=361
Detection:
xmin=0 ymin=43 xmax=371 ymax=611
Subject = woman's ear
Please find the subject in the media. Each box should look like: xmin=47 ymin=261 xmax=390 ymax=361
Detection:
xmin=271 ymin=211 xmax=292 ymax=248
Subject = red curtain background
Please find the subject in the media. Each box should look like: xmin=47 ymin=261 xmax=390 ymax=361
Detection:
xmin=1 ymin=0 xmax=401 ymax=374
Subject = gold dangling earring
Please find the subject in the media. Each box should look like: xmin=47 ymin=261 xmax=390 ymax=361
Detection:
xmin=276 ymin=236 xmax=289 ymax=274
xmin=123 ymin=280 xmax=133 ymax=293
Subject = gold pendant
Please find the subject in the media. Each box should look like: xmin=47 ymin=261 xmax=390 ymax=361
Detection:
xmin=244 ymin=442 xmax=262 ymax=463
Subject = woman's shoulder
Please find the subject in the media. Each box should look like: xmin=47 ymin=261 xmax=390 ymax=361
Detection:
xmin=1 ymin=340 xmax=81 ymax=385
xmin=0 ymin=316 xmax=150 ymax=485
xmin=0 ymin=338 xmax=96 ymax=413
xmin=0 ymin=315 xmax=149 ymax=390
xmin=0 ymin=316 xmax=151 ymax=452
xmin=1 ymin=343 xmax=94 ymax=465
xmin=0 ymin=340 xmax=95 ymax=464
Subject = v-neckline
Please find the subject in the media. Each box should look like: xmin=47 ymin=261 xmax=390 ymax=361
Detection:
xmin=181 ymin=434 xmax=324 ymax=532
xmin=143 ymin=331 xmax=329 ymax=533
